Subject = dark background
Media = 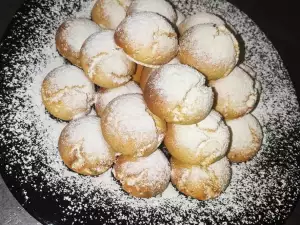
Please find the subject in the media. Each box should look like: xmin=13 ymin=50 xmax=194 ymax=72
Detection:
xmin=0 ymin=0 xmax=299 ymax=224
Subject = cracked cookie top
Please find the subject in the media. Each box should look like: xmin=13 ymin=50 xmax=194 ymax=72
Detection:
xmin=144 ymin=64 xmax=213 ymax=124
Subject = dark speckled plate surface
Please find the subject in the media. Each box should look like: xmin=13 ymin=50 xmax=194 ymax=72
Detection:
xmin=0 ymin=0 xmax=300 ymax=225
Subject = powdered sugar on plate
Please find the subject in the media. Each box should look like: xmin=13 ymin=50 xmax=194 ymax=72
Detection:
xmin=0 ymin=0 xmax=299 ymax=225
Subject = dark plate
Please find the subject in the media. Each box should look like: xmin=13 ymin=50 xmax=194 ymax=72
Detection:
xmin=1 ymin=0 xmax=300 ymax=224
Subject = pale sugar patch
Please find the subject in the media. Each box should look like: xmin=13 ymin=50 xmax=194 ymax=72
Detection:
xmin=62 ymin=18 xmax=101 ymax=52
xmin=127 ymin=0 xmax=177 ymax=23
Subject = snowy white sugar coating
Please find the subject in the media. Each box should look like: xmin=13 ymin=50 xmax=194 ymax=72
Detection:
xmin=171 ymin=157 xmax=231 ymax=198
xmin=178 ymin=12 xmax=224 ymax=34
xmin=42 ymin=65 xmax=95 ymax=111
xmin=127 ymin=0 xmax=177 ymax=23
xmin=60 ymin=18 xmax=101 ymax=53
xmin=61 ymin=116 xmax=111 ymax=155
xmin=146 ymin=64 xmax=213 ymax=123
xmin=81 ymin=31 xmax=117 ymax=58
xmin=95 ymin=81 xmax=142 ymax=116
xmin=114 ymin=149 xmax=171 ymax=192
xmin=226 ymin=114 xmax=263 ymax=153
xmin=209 ymin=65 xmax=261 ymax=118
xmin=167 ymin=57 xmax=181 ymax=65
xmin=81 ymin=30 xmax=133 ymax=76
xmin=102 ymin=94 xmax=159 ymax=156
xmin=175 ymin=9 xmax=185 ymax=26
xmin=165 ymin=110 xmax=230 ymax=166
xmin=92 ymin=0 xmax=131 ymax=29
xmin=0 ymin=0 xmax=299 ymax=224
xmin=44 ymin=65 xmax=94 ymax=91
xmin=210 ymin=65 xmax=261 ymax=118
xmin=81 ymin=30 xmax=134 ymax=86
xmin=117 ymin=12 xmax=176 ymax=48
xmin=114 ymin=11 xmax=178 ymax=66
xmin=207 ymin=157 xmax=231 ymax=190
xmin=179 ymin=24 xmax=239 ymax=74
xmin=151 ymin=64 xmax=205 ymax=103
xmin=59 ymin=116 xmax=115 ymax=175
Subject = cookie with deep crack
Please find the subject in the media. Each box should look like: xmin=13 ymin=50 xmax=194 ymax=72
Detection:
xmin=80 ymin=30 xmax=136 ymax=88
xmin=171 ymin=157 xmax=231 ymax=200
xmin=114 ymin=12 xmax=178 ymax=68
xmin=58 ymin=116 xmax=115 ymax=176
xmin=41 ymin=65 xmax=95 ymax=121
xmin=101 ymin=94 xmax=166 ymax=157
xmin=56 ymin=18 xmax=101 ymax=67
xmin=113 ymin=149 xmax=170 ymax=198
xmin=209 ymin=64 xmax=261 ymax=119
xmin=92 ymin=0 xmax=132 ymax=30
xmin=164 ymin=110 xmax=230 ymax=166
xmin=178 ymin=23 xmax=239 ymax=80
xmin=144 ymin=64 xmax=213 ymax=124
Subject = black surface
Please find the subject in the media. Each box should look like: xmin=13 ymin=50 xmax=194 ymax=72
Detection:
xmin=0 ymin=0 xmax=299 ymax=225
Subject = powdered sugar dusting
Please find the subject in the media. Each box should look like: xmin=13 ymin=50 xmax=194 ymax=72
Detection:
xmin=41 ymin=65 xmax=95 ymax=113
xmin=150 ymin=64 xmax=205 ymax=103
xmin=0 ymin=0 xmax=299 ymax=224
xmin=178 ymin=12 xmax=224 ymax=34
xmin=175 ymin=9 xmax=185 ymax=26
xmin=62 ymin=116 xmax=112 ymax=155
xmin=81 ymin=30 xmax=134 ymax=85
xmin=146 ymin=64 xmax=213 ymax=123
xmin=97 ymin=0 xmax=128 ymax=29
xmin=208 ymin=157 xmax=231 ymax=190
xmin=127 ymin=0 xmax=177 ymax=23
xmin=179 ymin=24 xmax=239 ymax=71
xmin=95 ymin=81 xmax=142 ymax=116
xmin=102 ymin=94 xmax=158 ymax=156
xmin=61 ymin=18 xmax=101 ymax=53
xmin=114 ymin=150 xmax=171 ymax=194
xmin=44 ymin=65 xmax=94 ymax=91
xmin=115 ymin=12 xmax=178 ymax=64
xmin=165 ymin=110 xmax=230 ymax=166
xmin=209 ymin=65 xmax=261 ymax=118
xmin=226 ymin=114 xmax=263 ymax=152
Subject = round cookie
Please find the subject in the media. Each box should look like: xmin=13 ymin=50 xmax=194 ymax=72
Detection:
xmin=56 ymin=19 xmax=101 ymax=67
xmin=92 ymin=0 xmax=132 ymax=30
xmin=127 ymin=0 xmax=177 ymax=24
xmin=41 ymin=65 xmax=95 ymax=121
xmin=226 ymin=114 xmax=263 ymax=163
xmin=144 ymin=64 xmax=213 ymax=125
xmin=58 ymin=116 xmax=115 ymax=176
xmin=113 ymin=149 xmax=171 ymax=198
xmin=114 ymin=12 xmax=178 ymax=67
xmin=164 ymin=110 xmax=230 ymax=167
xmin=80 ymin=30 xmax=136 ymax=88
xmin=178 ymin=24 xmax=239 ymax=80
xmin=178 ymin=12 xmax=224 ymax=35
xmin=95 ymin=81 xmax=142 ymax=117
xmin=209 ymin=65 xmax=261 ymax=119
xmin=140 ymin=57 xmax=180 ymax=91
xmin=171 ymin=157 xmax=231 ymax=200
xmin=101 ymin=94 xmax=166 ymax=157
